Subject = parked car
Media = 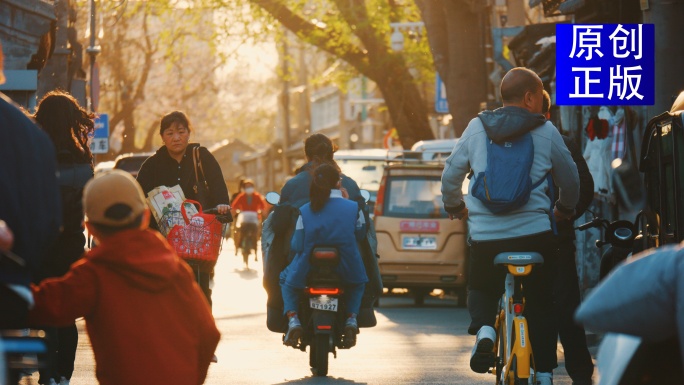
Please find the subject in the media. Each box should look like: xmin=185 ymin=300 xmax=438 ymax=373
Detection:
xmin=113 ymin=152 xmax=153 ymax=178
xmin=334 ymin=149 xmax=388 ymax=215
xmin=410 ymin=139 xmax=458 ymax=161
xmin=373 ymin=158 xmax=469 ymax=306
xmin=93 ymin=160 xmax=115 ymax=176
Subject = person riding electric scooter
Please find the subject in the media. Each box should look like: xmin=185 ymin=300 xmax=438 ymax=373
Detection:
xmin=231 ymin=180 xmax=267 ymax=267
xmin=278 ymin=164 xmax=368 ymax=376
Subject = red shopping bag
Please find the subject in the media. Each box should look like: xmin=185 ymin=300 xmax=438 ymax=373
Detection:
xmin=166 ymin=200 xmax=224 ymax=270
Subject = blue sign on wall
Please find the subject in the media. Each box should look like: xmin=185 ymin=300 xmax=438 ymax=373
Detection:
xmin=556 ymin=24 xmax=654 ymax=106
xmin=435 ymin=74 xmax=449 ymax=114
xmin=90 ymin=113 xmax=109 ymax=154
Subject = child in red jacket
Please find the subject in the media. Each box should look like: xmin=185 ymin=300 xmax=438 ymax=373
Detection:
xmin=30 ymin=170 xmax=220 ymax=385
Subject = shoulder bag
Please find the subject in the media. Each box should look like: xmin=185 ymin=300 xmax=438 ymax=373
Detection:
xmin=192 ymin=146 xmax=211 ymax=208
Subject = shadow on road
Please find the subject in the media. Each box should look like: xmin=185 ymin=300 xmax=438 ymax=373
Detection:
xmin=272 ymin=376 xmax=368 ymax=384
xmin=233 ymin=267 xmax=259 ymax=280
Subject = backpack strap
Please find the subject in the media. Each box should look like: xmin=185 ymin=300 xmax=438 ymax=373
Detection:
xmin=544 ymin=173 xmax=558 ymax=235
xmin=530 ymin=172 xmax=558 ymax=235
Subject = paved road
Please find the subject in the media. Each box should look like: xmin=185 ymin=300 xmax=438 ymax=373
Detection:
xmin=20 ymin=240 xmax=587 ymax=384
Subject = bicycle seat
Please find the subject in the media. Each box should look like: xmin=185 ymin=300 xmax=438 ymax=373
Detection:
xmin=493 ymin=252 xmax=544 ymax=266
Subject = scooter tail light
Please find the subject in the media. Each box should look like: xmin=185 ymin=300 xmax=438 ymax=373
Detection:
xmin=308 ymin=287 xmax=341 ymax=295
xmin=316 ymin=325 xmax=332 ymax=330
xmin=313 ymin=250 xmax=337 ymax=259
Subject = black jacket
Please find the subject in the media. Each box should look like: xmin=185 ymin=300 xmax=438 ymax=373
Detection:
xmin=136 ymin=143 xmax=230 ymax=229
xmin=557 ymin=136 xmax=594 ymax=240
xmin=0 ymin=93 xmax=62 ymax=286
xmin=39 ymin=155 xmax=93 ymax=281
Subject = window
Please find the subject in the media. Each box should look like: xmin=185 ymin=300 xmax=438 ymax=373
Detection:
xmin=384 ymin=177 xmax=447 ymax=218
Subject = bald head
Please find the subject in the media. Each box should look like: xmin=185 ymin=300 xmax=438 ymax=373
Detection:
xmin=501 ymin=68 xmax=543 ymax=104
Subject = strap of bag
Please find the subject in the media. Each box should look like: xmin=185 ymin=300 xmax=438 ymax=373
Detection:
xmin=545 ymin=174 xmax=558 ymax=235
xmin=192 ymin=147 xmax=209 ymax=193
xmin=532 ymin=171 xmax=558 ymax=235
xmin=192 ymin=147 xmax=200 ymax=194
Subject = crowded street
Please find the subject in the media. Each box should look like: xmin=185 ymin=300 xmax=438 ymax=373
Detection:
xmin=18 ymin=243 xmax=581 ymax=385
xmin=3 ymin=0 xmax=684 ymax=384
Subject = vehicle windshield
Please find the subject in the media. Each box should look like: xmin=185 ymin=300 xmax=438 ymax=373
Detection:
xmin=385 ymin=176 xmax=447 ymax=218
xmin=115 ymin=156 xmax=148 ymax=175
xmin=337 ymin=159 xmax=385 ymax=193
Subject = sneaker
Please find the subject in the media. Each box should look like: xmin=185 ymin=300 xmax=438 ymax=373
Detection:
xmin=46 ymin=379 xmax=58 ymax=385
xmin=344 ymin=316 xmax=359 ymax=347
xmin=59 ymin=377 xmax=70 ymax=385
xmin=470 ymin=325 xmax=496 ymax=373
xmin=536 ymin=372 xmax=553 ymax=385
xmin=283 ymin=314 xmax=302 ymax=347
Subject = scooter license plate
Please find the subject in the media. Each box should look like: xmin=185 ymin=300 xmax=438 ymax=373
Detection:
xmin=309 ymin=297 xmax=339 ymax=312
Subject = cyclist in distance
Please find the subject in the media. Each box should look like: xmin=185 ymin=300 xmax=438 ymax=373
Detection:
xmin=441 ymin=67 xmax=580 ymax=385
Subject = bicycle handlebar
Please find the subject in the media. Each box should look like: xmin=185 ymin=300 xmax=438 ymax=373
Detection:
xmin=576 ymin=217 xmax=606 ymax=231
xmin=203 ymin=208 xmax=233 ymax=224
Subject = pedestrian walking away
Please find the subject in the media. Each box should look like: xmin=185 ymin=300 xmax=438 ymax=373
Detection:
xmin=28 ymin=170 xmax=220 ymax=385
xmin=543 ymin=90 xmax=595 ymax=385
xmin=441 ymin=67 xmax=580 ymax=384
xmin=32 ymin=90 xmax=96 ymax=385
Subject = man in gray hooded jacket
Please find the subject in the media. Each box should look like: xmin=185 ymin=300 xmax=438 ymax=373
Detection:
xmin=441 ymin=68 xmax=579 ymax=384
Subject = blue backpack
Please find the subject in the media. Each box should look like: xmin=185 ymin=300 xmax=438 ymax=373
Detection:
xmin=471 ymin=132 xmax=547 ymax=214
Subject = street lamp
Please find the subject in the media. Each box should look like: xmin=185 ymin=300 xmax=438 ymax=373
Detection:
xmin=86 ymin=0 xmax=101 ymax=112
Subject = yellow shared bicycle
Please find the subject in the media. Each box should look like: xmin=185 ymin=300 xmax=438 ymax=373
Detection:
xmin=491 ymin=252 xmax=544 ymax=385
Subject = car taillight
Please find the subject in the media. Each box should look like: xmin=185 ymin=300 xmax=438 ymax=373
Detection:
xmin=308 ymin=288 xmax=341 ymax=295
xmin=374 ymin=178 xmax=386 ymax=217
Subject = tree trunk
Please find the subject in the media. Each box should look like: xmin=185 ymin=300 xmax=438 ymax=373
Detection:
xmin=141 ymin=120 xmax=158 ymax=152
xmin=417 ymin=0 xmax=488 ymax=137
xmin=371 ymin=62 xmax=434 ymax=148
xmin=120 ymin=100 xmax=137 ymax=154
xmin=251 ymin=0 xmax=434 ymax=149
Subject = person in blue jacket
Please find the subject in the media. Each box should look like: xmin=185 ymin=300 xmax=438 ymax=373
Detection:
xmin=280 ymin=163 xmax=369 ymax=347
xmin=279 ymin=133 xmax=363 ymax=208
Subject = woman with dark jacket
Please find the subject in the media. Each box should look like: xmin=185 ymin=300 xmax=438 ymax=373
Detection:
xmin=136 ymin=111 xmax=230 ymax=306
xmin=33 ymin=90 xmax=95 ymax=385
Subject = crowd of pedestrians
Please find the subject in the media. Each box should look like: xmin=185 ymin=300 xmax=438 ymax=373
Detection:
xmin=0 ymin=30 xmax=606 ymax=384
